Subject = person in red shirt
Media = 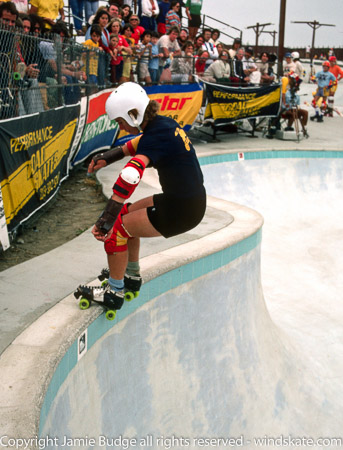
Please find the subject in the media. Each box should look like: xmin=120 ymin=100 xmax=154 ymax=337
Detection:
xmin=128 ymin=14 xmax=145 ymax=44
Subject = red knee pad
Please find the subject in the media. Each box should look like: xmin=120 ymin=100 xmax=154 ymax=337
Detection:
xmin=104 ymin=204 xmax=132 ymax=254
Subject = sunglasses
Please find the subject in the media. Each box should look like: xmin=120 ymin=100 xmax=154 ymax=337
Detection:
xmin=130 ymin=19 xmax=138 ymax=21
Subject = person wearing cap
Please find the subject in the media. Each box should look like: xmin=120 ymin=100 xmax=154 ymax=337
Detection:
xmin=228 ymin=37 xmax=241 ymax=59
xmin=242 ymin=46 xmax=261 ymax=85
xmin=81 ymin=82 xmax=206 ymax=309
xmin=283 ymin=52 xmax=296 ymax=76
xmin=311 ymin=61 xmax=336 ymax=122
xmin=329 ymin=56 xmax=343 ymax=84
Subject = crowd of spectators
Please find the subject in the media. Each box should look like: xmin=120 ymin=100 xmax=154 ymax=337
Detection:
xmin=1 ymin=0 xmax=317 ymax=120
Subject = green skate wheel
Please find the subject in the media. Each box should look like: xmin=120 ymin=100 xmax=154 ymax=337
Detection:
xmin=105 ymin=310 xmax=116 ymax=320
xmin=101 ymin=279 xmax=108 ymax=287
xmin=133 ymin=291 xmax=140 ymax=298
xmin=79 ymin=298 xmax=90 ymax=310
xmin=124 ymin=291 xmax=135 ymax=302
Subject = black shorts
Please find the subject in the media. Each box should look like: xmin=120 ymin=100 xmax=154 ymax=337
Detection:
xmin=188 ymin=14 xmax=201 ymax=28
xmin=147 ymin=190 xmax=206 ymax=238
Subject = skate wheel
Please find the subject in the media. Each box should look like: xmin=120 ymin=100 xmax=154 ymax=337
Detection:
xmin=101 ymin=280 xmax=108 ymax=287
xmin=79 ymin=298 xmax=90 ymax=310
xmin=124 ymin=291 xmax=135 ymax=302
xmin=105 ymin=310 xmax=116 ymax=320
xmin=133 ymin=291 xmax=140 ymax=299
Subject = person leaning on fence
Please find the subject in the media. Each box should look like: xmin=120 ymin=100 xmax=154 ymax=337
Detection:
xmin=194 ymin=49 xmax=209 ymax=77
xmin=137 ymin=29 xmax=152 ymax=84
xmin=82 ymin=23 xmax=102 ymax=90
xmin=157 ymin=25 xmax=181 ymax=79
xmin=202 ymin=49 xmax=231 ymax=84
xmin=256 ymin=51 xmax=274 ymax=84
xmin=121 ymin=23 xmax=135 ymax=81
xmin=148 ymin=30 xmax=162 ymax=83
xmin=170 ymin=40 xmax=194 ymax=83
xmin=39 ymin=22 xmax=87 ymax=106
xmin=230 ymin=48 xmax=246 ymax=85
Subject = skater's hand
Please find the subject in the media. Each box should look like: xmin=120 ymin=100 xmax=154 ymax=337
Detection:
xmin=88 ymin=157 xmax=107 ymax=174
xmin=92 ymin=225 xmax=108 ymax=241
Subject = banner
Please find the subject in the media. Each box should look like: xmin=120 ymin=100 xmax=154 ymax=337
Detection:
xmin=0 ymin=106 xmax=79 ymax=234
xmin=72 ymin=89 xmax=119 ymax=165
xmin=115 ymin=83 xmax=203 ymax=146
xmin=204 ymin=82 xmax=281 ymax=124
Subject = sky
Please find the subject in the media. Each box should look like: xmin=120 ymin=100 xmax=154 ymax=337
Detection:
xmin=200 ymin=0 xmax=343 ymax=48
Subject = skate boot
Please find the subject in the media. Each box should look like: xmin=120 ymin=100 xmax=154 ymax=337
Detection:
xmin=123 ymin=273 xmax=142 ymax=301
xmin=74 ymin=284 xmax=124 ymax=320
xmin=98 ymin=268 xmax=142 ymax=301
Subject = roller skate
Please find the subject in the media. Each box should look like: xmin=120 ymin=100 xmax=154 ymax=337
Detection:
xmin=98 ymin=268 xmax=142 ymax=302
xmin=74 ymin=283 xmax=124 ymax=321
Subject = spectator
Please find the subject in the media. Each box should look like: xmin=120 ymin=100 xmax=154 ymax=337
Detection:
xmin=281 ymin=72 xmax=308 ymax=133
xmin=109 ymin=33 xmax=123 ymax=83
xmin=140 ymin=0 xmax=159 ymax=31
xmin=137 ymin=29 xmax=152 ymax=84
xmin=165 ymin=0 xmax=181 ymax=33
xmin=242 ymin=46 xmax=260 ymax=84
xmin=177 ymin=27 xmax=188 ymax=46
xmin=107 ymin=2 xmax=120 ymax=19
xmin=156 ymin=0 xmax=170 ymax=35
xmin=121 ymin=23 xmax=135 ymax=81
xmin=19 ymin=12 xmax=31 ymax=33
xmin=82 ymin=23 xmax=102 ymax=89
xmin=157 ymin=25 xmax=181 ymax=78
xmin=69 ymin=0 xmax=85 ymax=35
xmin=216 ymin=42 xmax=224 ymax=56
xmin=170 ymin=40 xmax=194 ymax=83
xmin=257 ymin=51 xmax=274 ymax=84
xmin=107 ymin=17 xmax=122 ymax=34
xmin=85 ymin=9 xmax=111 ymax=86
xmin=121 ymin=4 xmax=132 ymax=23
xmin=30 ymin=13 xmax=45 ymax=35
xmin=291 ymin=51 xmax=304 ymax=80
xmin=209 ymin=28 xmax=220 ymax=46
xmin=193 ymin=34 xmax=204 ymax=53
xmin=283 ymin=52 xmax=295 ymax=76
xmin=202 ymin=49 xmax=231 ymax=83
xmin=202 ymin=28 xmax=218 ymax=69
xmin=85 ymin=0 xmax=99 ymax=27
xmin=185 ymin=0 xmax=202 ymax=41
xmin=228 ymin=37 xmax=241 ymax=59
xmin=12 ymin=0 xmax=29 ymax=14
xmin=128 ymin=14 xmax=145 ymax=43
xmin=194 ymin=49 xmax=209 ymax=76
xmin=29 ymin=0 xmax=65 ymax=29
xmin=148 ymin=30 xmax=162 ymax=83
xmin=231 ymin=48 xmax=246 ymax=85
xmin=39 ymin=22 xmax=86 ymax=105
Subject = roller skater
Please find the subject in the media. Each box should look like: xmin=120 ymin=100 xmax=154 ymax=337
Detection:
xmin=75 ymin=82 xmax=206 ymax=318
xmin=310 ymin=61 xmax=336 ymax=122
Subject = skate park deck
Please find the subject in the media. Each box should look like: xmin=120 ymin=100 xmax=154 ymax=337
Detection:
xmin=1 ymin=110 xmax=343 ymax=447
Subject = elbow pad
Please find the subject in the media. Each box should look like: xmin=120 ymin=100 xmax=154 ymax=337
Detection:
xmin=113 ymin=158 xmax=145 ymax=199
xmin=95 ymin=198 xmax=123 ymax=234
xmin=92 ymin=146 xmax=125 ymax=166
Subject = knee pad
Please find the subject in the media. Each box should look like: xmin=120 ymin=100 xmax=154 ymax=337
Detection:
xmin=104 ymin=204 xmax=132 ymax=254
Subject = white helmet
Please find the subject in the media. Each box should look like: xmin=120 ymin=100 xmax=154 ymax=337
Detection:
xmin=105 ymin=82 xmax=150 ymax=128
xmin=291 ymin=51 xmax=300 ymax=59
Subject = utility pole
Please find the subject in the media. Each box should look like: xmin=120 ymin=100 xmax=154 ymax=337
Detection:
xmin=278 ymin=0 xmax=286 ymax=77
xmin=292 ymin=20 xmax=335 ymax=75
xmin=261 ymin=30 xmax=278 ymax=48
xmin=246 ymin=21 xmax=273 ymax=56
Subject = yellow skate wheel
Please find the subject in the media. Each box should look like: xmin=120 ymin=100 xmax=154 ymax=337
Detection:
xmin=124 ymin=291 xmax=135 ymax=302
xmin=79 ymin=298 xmax=90 ymax=310
xmin=105 ymin=310 xmax=116 ymax=320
